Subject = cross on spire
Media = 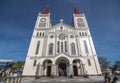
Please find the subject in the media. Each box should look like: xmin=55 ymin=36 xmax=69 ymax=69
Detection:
xmin=60 ymin=19 xmax=64 ymax=23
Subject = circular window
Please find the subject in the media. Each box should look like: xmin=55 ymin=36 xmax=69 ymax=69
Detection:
xmin=40 ymin=18 xmax=46 ymax=22
xmin=70 ymin=35 xmax=74 ymax=38
xmin=50 ymin=35 xmax=54 ymax=38
xmin=77 ymin=18 xmax=83 ymax=22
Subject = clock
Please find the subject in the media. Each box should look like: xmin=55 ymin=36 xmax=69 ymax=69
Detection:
xmin=58 ymin=33 xmax=65 ymax=40
xmin=77 ymin=18 xmax=83 ymax=22
xmin=40 ymin=18 xmax=46 ymax=22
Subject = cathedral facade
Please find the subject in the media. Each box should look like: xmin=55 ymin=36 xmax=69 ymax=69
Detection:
xmin=23 ymin=8 xmax=102 ymax=77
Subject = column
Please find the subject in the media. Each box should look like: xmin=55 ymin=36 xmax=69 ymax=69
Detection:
xmin=81 ymin=64 xmax=86 ymax=76
xmin=56 ymin=65 xmax=58 ymax=77
xmin=35 ymin=63 xmax=40 ymax=77
xmin=70 ymin=64 xmax=73 ymax=76
xmin=38 ymin=65 xmax=42 ymax=76
xmin=42 ymin=65 xmax=47 ymax=76
xmin=79 ymin=65 xmax=83 ymax=76
xmin=77 ymin=63 xmax=80 ymax=76
xmin=67 ymin=65 xmax=70 ymax=77
xmin=41 ymin=65 xmax=46 ymax=76
xmin=51 ymin=64 xmax=56 ymax=76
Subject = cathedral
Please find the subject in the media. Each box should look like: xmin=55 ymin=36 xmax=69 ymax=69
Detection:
xmin=23 ymin=7 xmax=102 ymax=77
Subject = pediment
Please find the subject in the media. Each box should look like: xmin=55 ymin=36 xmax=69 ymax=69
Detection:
xmin=52 ymin=22 xmax=75 ymax=29
xmin=46 ymin=22 xmax=77 ymax=35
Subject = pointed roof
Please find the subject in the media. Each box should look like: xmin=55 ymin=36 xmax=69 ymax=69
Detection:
xmin=42 ymin=7 xmax=49 ymax=14
xmin=74 ymin=8 xmax=80 ymax=14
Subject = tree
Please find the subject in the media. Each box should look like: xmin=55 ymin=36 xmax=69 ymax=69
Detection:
xmin=98 ymin=56 xmax=110 ymax=70
xmin=113 ymin=60 xmax=120 ymax=70
xmin=12 ymin=60 xmax=25 ymax=70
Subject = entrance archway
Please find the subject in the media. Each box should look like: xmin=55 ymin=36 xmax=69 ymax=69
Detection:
xmin=43 ymin=59 xmax=52 ymax=76
xmin=56 ymin=57 xmax=69 ymax=77
xmin=72 ymin=59 xmax=83 ymax=76
xmin=58 ymin=62 xmax=67 ymax=76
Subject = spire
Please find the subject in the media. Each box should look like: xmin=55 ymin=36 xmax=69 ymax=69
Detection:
xmin=74 ymin=8 xmax=80 ymax=14
xmin=43 ymin=7 xmax=49 ymax=14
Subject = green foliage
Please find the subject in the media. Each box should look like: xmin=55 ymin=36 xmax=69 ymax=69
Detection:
xmin=98 ymin=56 xmax=110 ymax=69
xmin=12 ymin=63 xmax=18 ymax=69
xmin=11 ymin=60 xmax=25 ymax=70
xmin=113 ymin=60 xmax=120 ymax=70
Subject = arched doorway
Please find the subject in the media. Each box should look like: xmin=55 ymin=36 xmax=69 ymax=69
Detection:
xmin=72 ymin=59 xmax=82 ymax=76
xmin=56 ymin=57 xmax=69 ymax=77
xmin=43 ymin=59 xmax=52 ymax=76
xmin=58 ymin=62 xmax=67 ymax=76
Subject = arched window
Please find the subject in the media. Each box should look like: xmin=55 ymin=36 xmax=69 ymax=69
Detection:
xmin=36 ymin=32 xmax=39 ymax=37
xmin=82 ymin=32 xmax=84 ymax=36
xmin=39 ymin=22 xmax=46 ymax=27
xmin=85 ymin=32 xmax=87 ymax=36
xmin=42 ymin=32 xmax=44 ymax=36
xmin=48 ymin=43 xmax=53 ymax=55
xmin=83 ymin=40 xmax=89 ymax=54
xmin=40 ymin=32 xmax=42 ymax=36
xmin=35 ymin=41 xmax=40 ymax=55
xmin=57 ymin=41 xmax=60 ymax=53
xmin=60 ymin=26 xmax=63 ymax=30
xmin=61 ymin=42 xmax=63 ymax=52
xmin=79 ymin=32 xmax=82 ymax=36
xmin=87 ymin=59 xmax=91 ymax=66
xmin=71 ymin=43 xmax=76 ymax=55
xmin=33 ymin=60 xmax=37 ymax=66
xmin=65 ymin=41 xmax=67 ymax=52
xmin=77 ymin=22 xmax=85 ymax=27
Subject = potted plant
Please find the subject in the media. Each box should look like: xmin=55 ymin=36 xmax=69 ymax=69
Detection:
xmin=70 ymin=72 xmax=74 ymax=78
xmin=35 ymin=72 xmax=39 ymax=79
xmin=51 ymin=72 xmax=55 ymax=78
xmin=84 ymin=71 xmax=89 ymax=78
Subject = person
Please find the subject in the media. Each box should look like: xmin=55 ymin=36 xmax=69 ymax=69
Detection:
xmin=61 ymin=69 xmax=63 ymax=76
xmin=2 ymin=71 xmax=5 ymax=78
xmin=58 ymin=68 xmax=61 ymax=76
xmin=104 ymin=73 xmax=111 ymax=83
xmin=112 ymin=76 xmax=118 ymax=83
xmin=108 ymin=76 xmax=111 ymax=83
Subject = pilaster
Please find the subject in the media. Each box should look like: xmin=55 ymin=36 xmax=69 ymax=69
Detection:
xmin=70 ymin=64 xmax=73 ymax=75
xmin=51 ymin=64 xmax=56 ymax=76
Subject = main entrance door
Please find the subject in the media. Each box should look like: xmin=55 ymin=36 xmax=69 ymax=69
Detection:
xmin=56 ymin=57 xmax=70 ymax=77
xmin=43 ymin=60 xmax=52 ymax=77
xmin=58 ymin=62 xmax=67 ymax=76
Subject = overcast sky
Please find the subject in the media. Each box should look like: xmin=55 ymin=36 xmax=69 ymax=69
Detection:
xmin=0 ymin=0 xmax=120 ymax=65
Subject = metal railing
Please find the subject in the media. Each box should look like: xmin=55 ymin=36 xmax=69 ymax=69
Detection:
xmin=4 ymin=76 xmax=21 ymax=83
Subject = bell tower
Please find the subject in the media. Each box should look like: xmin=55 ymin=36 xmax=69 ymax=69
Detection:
xmin=73 ymin=8 xmax=88 ymax=29
xmin=35 ymin=7 xmax=51 ymax=29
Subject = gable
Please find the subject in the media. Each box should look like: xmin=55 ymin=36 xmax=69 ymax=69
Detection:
xmin=46 ymin=22 xmax=77 ymax=35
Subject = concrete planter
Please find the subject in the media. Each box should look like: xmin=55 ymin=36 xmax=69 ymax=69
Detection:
xmin=51 ymin=74 xmax=55 ymax=78
xmin=70 ymin=74 xmax=74 ymax=78
xmin=84 ymin=74 xmax=89 ymax=78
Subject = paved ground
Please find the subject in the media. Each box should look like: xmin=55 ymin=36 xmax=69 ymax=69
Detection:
xmin=21 ymin=76 xmax=105 ymax=83
xmin=0 ymin=75 xmax=120 ymax=83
